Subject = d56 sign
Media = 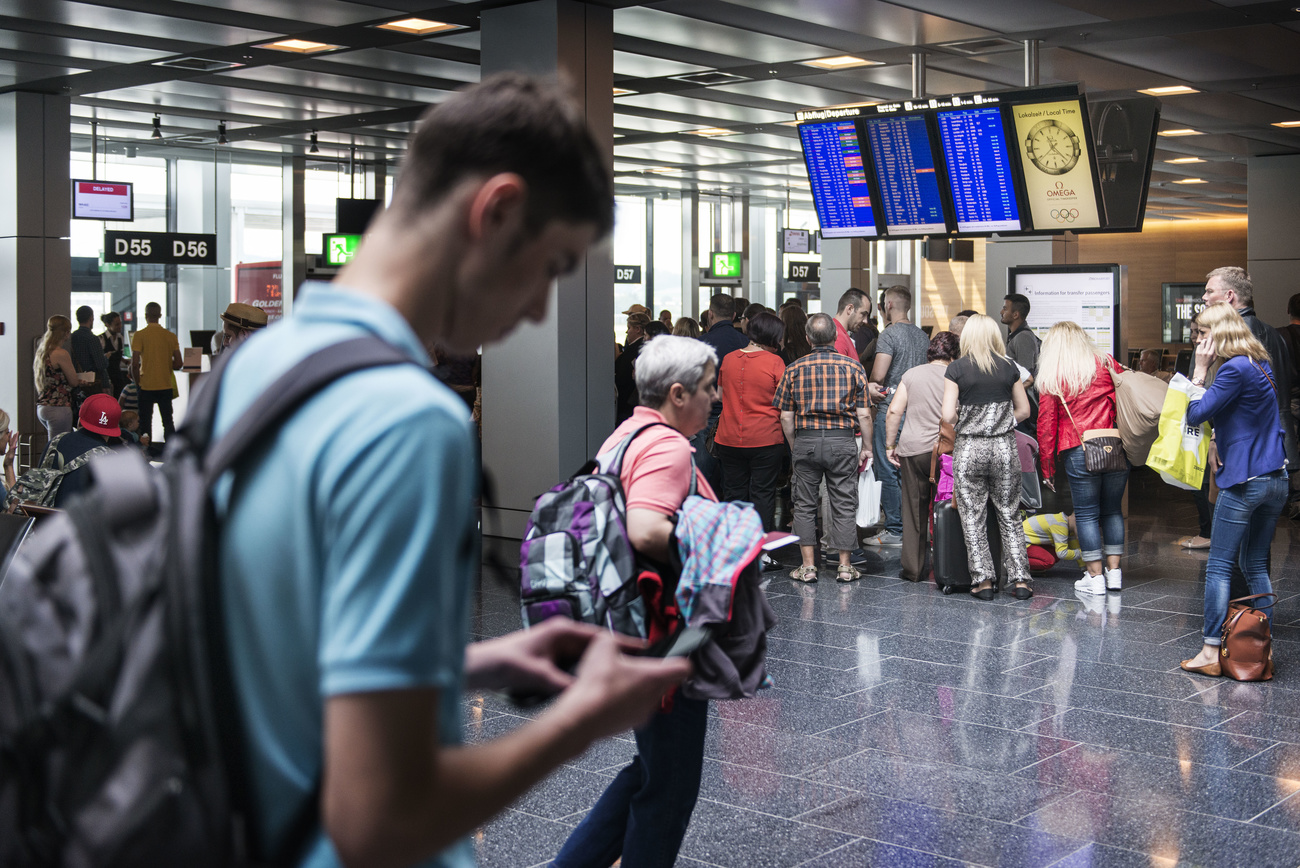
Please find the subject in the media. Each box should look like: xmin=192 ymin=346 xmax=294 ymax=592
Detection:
xmin=104 ymin=231 xmax=218 ymax=265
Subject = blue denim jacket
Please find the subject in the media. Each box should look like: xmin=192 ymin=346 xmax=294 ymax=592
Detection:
xmin=1187 ymin=355 xmax=1286 ymax=489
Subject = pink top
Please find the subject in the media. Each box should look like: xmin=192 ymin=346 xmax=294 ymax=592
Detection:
xmin=598 ymin=406 xmax=717 ymax=516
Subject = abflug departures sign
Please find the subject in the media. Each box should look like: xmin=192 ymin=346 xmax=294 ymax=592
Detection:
xmin=104 ymin=231 xmax=218 ymax=265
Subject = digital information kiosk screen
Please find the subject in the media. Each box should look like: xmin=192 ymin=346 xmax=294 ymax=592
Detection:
xmin=936 ymin=107 xmax=1023 ymax=234
xmin=799 ymin=120 xmax=878 ymax=238
xmin=1011 ymin=266 xmax=1120 ymax=356
xmin=1010 ymin=99 xmax=1102 ymax=230
xmin=782 ymin=228 xmax=810 ymax=253
xmin=862 ymin=114 xmax=947 ymax=236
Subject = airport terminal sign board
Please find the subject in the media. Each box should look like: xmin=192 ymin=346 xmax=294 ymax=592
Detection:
xmin=104 ymin=231 xmax=217 ymax=265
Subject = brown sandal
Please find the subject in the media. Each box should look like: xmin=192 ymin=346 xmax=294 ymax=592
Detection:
xmin=836 ymin=564 xmax=860 ymax=583
xmin=789 ymin=565 xmax=818 ymax=583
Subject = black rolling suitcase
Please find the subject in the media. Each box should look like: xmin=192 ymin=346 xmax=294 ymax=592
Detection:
xmin=932 ymin=498 xmax=1006 ymax=595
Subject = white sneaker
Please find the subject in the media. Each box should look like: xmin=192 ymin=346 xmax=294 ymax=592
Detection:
xmin=1074 ymin=572 xmax=1106 ymax=595
xmin=1105 ymin=568 xmax=1122 ymax=591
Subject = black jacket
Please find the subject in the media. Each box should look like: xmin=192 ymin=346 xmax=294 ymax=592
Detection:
xmin=614 ymin=337 xmax=645 ymax=424
xmin=1240 ymin=306 xmax=1298 ymax=467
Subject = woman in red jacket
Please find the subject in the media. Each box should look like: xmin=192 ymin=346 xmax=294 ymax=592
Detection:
xmin=714 ymin=312 xmax=786 ymax=530
xmin=1036 ymin=321 xmax=1129 ymax=596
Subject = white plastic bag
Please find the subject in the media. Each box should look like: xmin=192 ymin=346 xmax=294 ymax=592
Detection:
xmin=857 ymin=461 xmax=882 ymax=527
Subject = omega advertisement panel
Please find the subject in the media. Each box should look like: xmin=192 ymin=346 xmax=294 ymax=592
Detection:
xmin=1011 ymin=100 xmax=1103 ymax=230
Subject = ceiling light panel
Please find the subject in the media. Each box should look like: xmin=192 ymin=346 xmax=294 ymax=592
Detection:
xmin=1158 ymin=128 xmax=1202 ymax=136
xmin=1138 ymin=85 xmax=1199 ymax=96
xmin=1165 ymin=157 xmax=1204 ymax=164
xmin=255 ymin=39 xmax=344 ymax=54
xmin=799 ymin=55 xmax=880 ymax=69
xmin=375 ymin=18 xmax=465 ymax=35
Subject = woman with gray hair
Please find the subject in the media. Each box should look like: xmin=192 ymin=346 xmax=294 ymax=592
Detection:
xmin=555 ymin=333 xmax=719 ymax=868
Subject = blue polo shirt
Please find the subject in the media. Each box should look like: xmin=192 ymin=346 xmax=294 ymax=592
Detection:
xmin=213 ymin=283 xmax=477 ymax=868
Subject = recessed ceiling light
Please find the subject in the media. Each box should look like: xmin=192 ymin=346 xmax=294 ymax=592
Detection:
xmin=1138 ymin=85 xmax=1200 ymax=96
xmin=1158 ymin=128 xmax=1202 ymax=137
xmin=255 ymin=39 xmax=344 ymax=54
xmin=777 ymin=120 xmax=802 ymax=126
xmin=799 ymin=55 xmax=880 ymax=70
xmin=1165 ymin=157 xmax=1204 ymax=164
xmin=1272 ymin=120 xmax=1300 ymax=128
xmin=613 ymin=87 xmax=636 ymax=96
xmin=375 ymin=18 xmax=464 ymax=35
xmin=688 ymin=127 xmax=740 ymax=137
xmin=1174 ymin=178 xmax=1207 ymax=184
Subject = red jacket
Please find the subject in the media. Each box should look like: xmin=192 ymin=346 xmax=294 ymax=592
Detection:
xmin=1037 ymin=355 xmax=1121 ymax=475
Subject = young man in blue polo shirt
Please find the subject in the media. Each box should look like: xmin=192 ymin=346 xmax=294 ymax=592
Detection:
xmin=213 ymin=74 xmax=689 ymax=868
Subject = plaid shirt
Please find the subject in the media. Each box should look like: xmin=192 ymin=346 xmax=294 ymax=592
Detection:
xmin=773 ymin=346 xmax=869 ymax=430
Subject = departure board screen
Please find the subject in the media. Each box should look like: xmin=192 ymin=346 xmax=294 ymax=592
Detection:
xmin=862 ymin=114 xmax=947 ymax=236
xmin=798 ymin=120 xmax=878 ymax=238
xmin=936 ymin=107 xmax=1024 ymax=233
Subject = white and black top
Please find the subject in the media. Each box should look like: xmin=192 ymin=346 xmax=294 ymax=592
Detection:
xmin=945 ymin=355 xmax=1020 ymax=437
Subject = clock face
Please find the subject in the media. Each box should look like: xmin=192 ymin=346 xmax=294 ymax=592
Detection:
xmin=1025 ymin=119 xmax=1080 ymax=175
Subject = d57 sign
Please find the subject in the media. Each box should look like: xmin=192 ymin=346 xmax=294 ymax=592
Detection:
xmin=104 ymin=231 xmax=218 ymax=265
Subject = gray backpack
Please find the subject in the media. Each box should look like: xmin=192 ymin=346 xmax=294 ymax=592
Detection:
xmin=3 ymin=433 xmax=112 ymax=511
xmin=0 ymin=337 xmax=412 ymax=867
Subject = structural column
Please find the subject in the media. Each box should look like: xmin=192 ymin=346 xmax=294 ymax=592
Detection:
xmin=1247 ymin=154 xmax=1300 ymax=325
xmin=280 ymin=154 xmax=305 ymax=317
xmin=480 ymin=0 xmax=615 ymax=537
xmin=0 ymin=92 xmax=70 ymax=437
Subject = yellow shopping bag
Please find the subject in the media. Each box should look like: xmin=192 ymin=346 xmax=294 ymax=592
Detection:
xmin=1146 ymin=373 xmax=1209 ymax=490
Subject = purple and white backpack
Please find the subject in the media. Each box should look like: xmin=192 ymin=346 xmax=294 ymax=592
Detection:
xmin=519 ymin=423 xmax=695 ymax=638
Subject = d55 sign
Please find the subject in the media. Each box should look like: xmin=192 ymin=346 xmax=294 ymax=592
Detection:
xmin=104 ymin=231 xmax=218 ymax=265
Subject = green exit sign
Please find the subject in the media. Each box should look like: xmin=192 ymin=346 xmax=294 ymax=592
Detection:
xmin=711 ymin=252 xmax=742 ymax=278
xmin=323 ymin=233 xmax=362 ymax=266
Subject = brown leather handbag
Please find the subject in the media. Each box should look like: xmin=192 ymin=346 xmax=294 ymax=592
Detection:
xmin=1220 ymin=593 xmax=1276 ymax=681
xmin=1063 ymin=401 xmax=1127 ymax=474
xmin=928 ymin=420 xmax=956 ymax=483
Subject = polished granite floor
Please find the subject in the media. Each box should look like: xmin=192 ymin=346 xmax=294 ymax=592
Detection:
xmin=466 ymin=474 xmax=1300 ymax=867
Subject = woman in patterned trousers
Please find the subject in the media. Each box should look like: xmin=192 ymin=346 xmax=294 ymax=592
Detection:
xmin=939 ymin=315 xmax=1035 ymax=600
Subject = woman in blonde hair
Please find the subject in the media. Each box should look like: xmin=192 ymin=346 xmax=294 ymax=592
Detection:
xmin=940 ymin=314 xmax=1034 ymax=600
xmin=672 ymin=317 xmax=701 ymax=339
xmin=1037 ymin=320 xmax=1128 ymax=596
xmin=0 ymin=408 xmax=17 ymax=498
xmin=1180 ymin=302 xmax=1286 ymax=676
xmin=33 ymin=314 xmax=78 ymax=439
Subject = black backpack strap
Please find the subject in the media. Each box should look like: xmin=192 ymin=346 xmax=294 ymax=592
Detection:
xmin=199 ymin=336 xmax=417 ymax=486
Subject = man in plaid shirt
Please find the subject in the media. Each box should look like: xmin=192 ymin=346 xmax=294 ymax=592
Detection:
xmin=774 ymin=312 xmax=873 ymax=583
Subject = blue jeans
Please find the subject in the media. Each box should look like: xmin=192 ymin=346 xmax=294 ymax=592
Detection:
xmin=553 ymin=695 xmax=708 ymax=868
xmin=874 ymin=402 xmax=902 ymax=535
xmin=1062 ymin=446 xmax=1129 ymax=562
xmin=1202 ymin=471 xmax=1286 ymax=644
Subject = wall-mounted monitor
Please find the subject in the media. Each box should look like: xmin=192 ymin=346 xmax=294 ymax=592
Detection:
xmin=798 ymin=119 xmax=879 ymax=238
xmin=935 ymin=106 xmax=1025 ymax=234
xmin=72 ymin=179 xmax=134 ymax=221
xmin=1009 ymin=99 xmax=1104 ymax=231
xmin=1162 ymin=282 xmax=1206 ymax=344
xmin=781 ymin=228 xmax=810 ymax=253
xmin=861 ymin=114 xmax=948 ymax=237
xmin=1009 ymin=264 xmax=1123 ymax=356
xmin=336 ymin=197 xmax=383 ymax=234
xmin=1089 ymin=96 xmax=1161 ymax=232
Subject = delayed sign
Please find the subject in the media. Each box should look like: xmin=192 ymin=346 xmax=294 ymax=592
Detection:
xmin=104 ymin=231 xmax=218 ymax=265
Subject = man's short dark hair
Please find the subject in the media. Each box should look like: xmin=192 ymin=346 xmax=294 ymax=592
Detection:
xmin=883 ymin=285 xmax=911 ymax=312
xmin=75 ymin=305 xmax=94 ymax=325
xmin=144 ymin=302 xmax=162 ymax=319
xmin=748 ymin=312 xmax=784 ymax=351
xmin=742 ymin=302 xmax=765 ymax=322
xmin=837 ymin=288 xmax=867 ymax=314
xmin=1004 ymin=293 xmax=1031 ymax=321
xmin=709 ymin=293 xmax=734 ymax=320
xmin=732 ymin=297 xmax=749 ymax=322
xmin=956 ymin=309 xmax=979 ymax=318
xmin=806 ymin=312 xmax=837 ymax=347
xmin=389 ymin=73 xmax=613 ymax=238
xmin=780 ymin=297 xmax=803 ymax=310
xmin=643 ymin=321 xmax=670 ymax=339
xmin=1288 ymin=293 xmax=1300 ymax=320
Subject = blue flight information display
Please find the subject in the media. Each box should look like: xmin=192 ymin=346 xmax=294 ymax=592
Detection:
xmin=936 ymin=107 xmax=1024 ymax=233
xmin=798 ymin=120 xmax=878 ymax=238
xmin=863 ymin=114 xmax=947 ymax=236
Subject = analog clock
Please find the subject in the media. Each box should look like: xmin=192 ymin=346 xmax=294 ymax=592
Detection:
xmin=1024 ymin=119 xmax=1080 ymax=175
